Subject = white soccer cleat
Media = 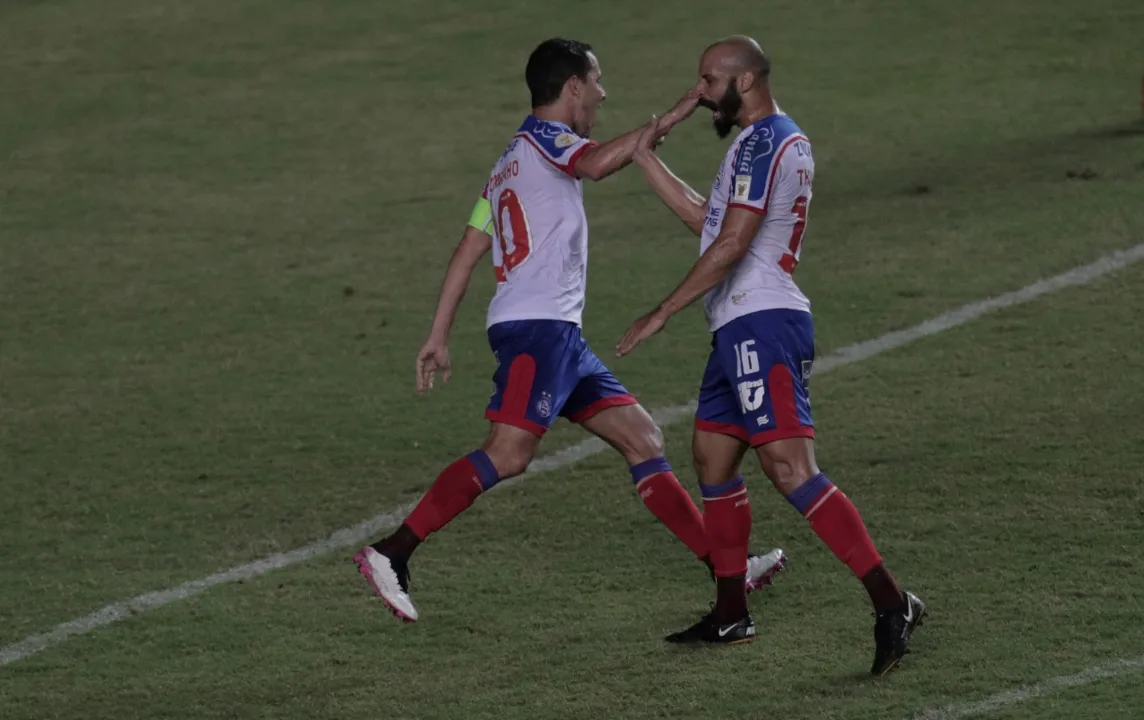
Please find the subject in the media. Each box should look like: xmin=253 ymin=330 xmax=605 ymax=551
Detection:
xmin=746 ymin=548 xmax=787 ymax=593
xmin=353 ymin=546 xmax=418 ymax=622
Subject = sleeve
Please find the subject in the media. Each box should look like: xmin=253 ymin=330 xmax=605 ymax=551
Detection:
xmin=523 ymin=125 xmax=597 ymax=177
xmin=467 ymin=194 xmax=494 ymax=235
xmin=727 ymin=128 xmax=800 ymax=215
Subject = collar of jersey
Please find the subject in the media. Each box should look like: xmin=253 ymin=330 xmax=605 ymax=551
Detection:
xmin=519 ymin=115 xmax=573 ymax=135
xmin=743 ymin=111 xmax=785 ymax=133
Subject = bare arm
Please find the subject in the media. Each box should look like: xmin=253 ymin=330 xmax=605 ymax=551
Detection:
xmin=634 ymin=150 xmax=708 ymax=236
xmin=416 ymin=204 xmax=493 ymax=393
xmin=572 ymin=123 xmax=651 ymax=181
xmin=615 ymin=207 xmax=763 ymax=357
xmin=572 ymin=89 xmax=702 ymax=181
xmin=425 ymin=224 xmax=492 ymax=342
xmin=655 ymin=207 xmax=761 ymax=317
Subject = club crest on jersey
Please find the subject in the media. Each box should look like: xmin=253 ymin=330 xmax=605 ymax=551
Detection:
xmin=536 ymin=391 xmax=553 ymax=418
xmin=554 ymin=133 xmax=577 ymax=149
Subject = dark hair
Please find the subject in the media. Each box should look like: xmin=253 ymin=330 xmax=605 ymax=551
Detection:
xmin=525 ymin=38 xmax=594 ymax=108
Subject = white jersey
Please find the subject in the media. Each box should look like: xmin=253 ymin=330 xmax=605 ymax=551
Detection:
xmin=483 ymin=116 xmax=597 ymax=329
xmin=700 ymin=114 xmax=814 ymax=332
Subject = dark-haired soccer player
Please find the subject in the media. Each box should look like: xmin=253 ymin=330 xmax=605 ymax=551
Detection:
xmin=356 ymin=39 xmax=786 ymax=624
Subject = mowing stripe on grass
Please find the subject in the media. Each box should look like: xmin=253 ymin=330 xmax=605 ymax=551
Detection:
xmin=912 ymin=655 xmax=1144 ymax=719
xmin=3 ymin=242 xmax=1143 ymax=669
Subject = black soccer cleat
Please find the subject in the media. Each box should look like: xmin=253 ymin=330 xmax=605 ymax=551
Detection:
xmin=870 ymin=590 xmax=926 ymax=676
xmin=666 ymin=612 xmax=756 ymax=645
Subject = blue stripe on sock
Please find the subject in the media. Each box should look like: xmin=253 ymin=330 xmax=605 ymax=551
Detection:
xmin=630 ymin=457 xmax=672 ymax=484
xmin=466 ymin=450 xmax=500 ymax=491
xmin=787 ymin=473 xmax=832 ymax=514
xmin=699 ymin=475 xmax=745 ymax=500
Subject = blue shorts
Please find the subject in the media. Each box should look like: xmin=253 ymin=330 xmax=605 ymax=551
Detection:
xmin=485 ymin=320 xmax=637 ymax=436
xmin=695 ymin=309 xmax=815 ymax=446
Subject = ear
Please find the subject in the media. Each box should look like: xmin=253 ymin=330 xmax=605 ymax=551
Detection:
xmin=566 ymin=74 xmax=583 ymax=100
xmin=737 ymin=72 xmax=755 ymax=93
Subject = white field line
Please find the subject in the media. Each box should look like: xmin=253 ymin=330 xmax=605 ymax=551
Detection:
xmin=912 ymin=655 xmax=1144 ymax=719
xmin=2 ymin=242 xmax=1143 ymax=671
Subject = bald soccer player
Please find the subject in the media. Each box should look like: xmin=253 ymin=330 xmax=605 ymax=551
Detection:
xmin=616 ymin=36 xmax=925 ymax=675
xmin=355 ymin=38 xmax=787 ymax=626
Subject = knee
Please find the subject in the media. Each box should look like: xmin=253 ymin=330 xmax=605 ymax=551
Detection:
xmin=482 ymin=439 xmax=536 ymax=480
xmin=757 ymin=438 xmax=819 ymax=495
xmin=691 ymin=451 xmax=711 ymax=482
xmin=764 ymin=456 xmax=816 ymax=495
xmin=637 ymin=424 xmax=665 ymax=461
xmin=691 ymin=446 xmax=732 ymax=488
xmin=619 ymin=422 xmax=665 ymax=466
xmin=484 ymin=448 xmax=531 ymax=479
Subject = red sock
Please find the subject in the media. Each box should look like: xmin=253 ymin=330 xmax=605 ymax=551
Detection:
xmin=700 ymin=476 xmax=752 ymax=578
xmin=788 ymin=473 xmax=882 ymax=578
xmin=635 ymin=470 xmax=708 ymax=558
xmin=404 ymin=451 xmax=498 ymax=540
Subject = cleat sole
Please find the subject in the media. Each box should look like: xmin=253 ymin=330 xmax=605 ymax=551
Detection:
xmin=353 ymin=551 xmax=416 ymax=623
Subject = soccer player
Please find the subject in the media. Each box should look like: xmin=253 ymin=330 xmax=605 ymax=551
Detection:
xmin=355 ymin=39 xmax=786 ymax=624
xmin=615 ymin=36 xmax=925 ymax=674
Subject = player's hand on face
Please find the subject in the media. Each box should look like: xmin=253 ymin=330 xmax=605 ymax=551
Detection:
xmin=415 ymin=338 xmax=451 ymax=393
xmin=615 ymin=308 xmax=669 ymax=357
xmin=658 ymin=87 xmax=702 ymax=133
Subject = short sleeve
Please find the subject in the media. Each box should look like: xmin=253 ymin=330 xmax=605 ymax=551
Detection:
xmin=728 ymin=126 xmax=803 ymax=215
xmin=522 ymin=123 xmax=597 ymax=177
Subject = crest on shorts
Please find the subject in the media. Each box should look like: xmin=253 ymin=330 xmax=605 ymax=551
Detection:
xmin=536 ymin=391 xmax=553 ymax=418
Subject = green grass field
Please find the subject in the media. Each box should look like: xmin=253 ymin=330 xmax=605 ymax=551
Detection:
xmin=2 ymin=1 xmax=1143 ymax=718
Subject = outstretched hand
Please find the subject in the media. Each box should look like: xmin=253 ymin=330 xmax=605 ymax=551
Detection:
xmin=615 ymin=308 xmax=670 ymax=357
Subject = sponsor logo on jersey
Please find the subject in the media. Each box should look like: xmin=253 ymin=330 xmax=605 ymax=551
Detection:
xmin=737 ymin=126 xmax=775 ymax=173
xmin=737 ymin=379 xmax=766 ymax=413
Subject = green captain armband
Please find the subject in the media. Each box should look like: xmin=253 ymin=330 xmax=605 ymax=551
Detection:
xmin=467 ymin=196 xmax=494 ymax=234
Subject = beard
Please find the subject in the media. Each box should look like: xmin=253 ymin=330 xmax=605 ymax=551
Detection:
xmin=700 ymin=81 xmax=743 ymax=139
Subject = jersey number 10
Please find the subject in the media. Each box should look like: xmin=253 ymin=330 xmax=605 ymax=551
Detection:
xmin=492 ymin=188 xmax=533 ymax=282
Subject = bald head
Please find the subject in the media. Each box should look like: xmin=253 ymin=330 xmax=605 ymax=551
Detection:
xmin=702 ymin=35 xmax=771 ymax=85
xmin=696 ymin=35 xmax=776 ymax=138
